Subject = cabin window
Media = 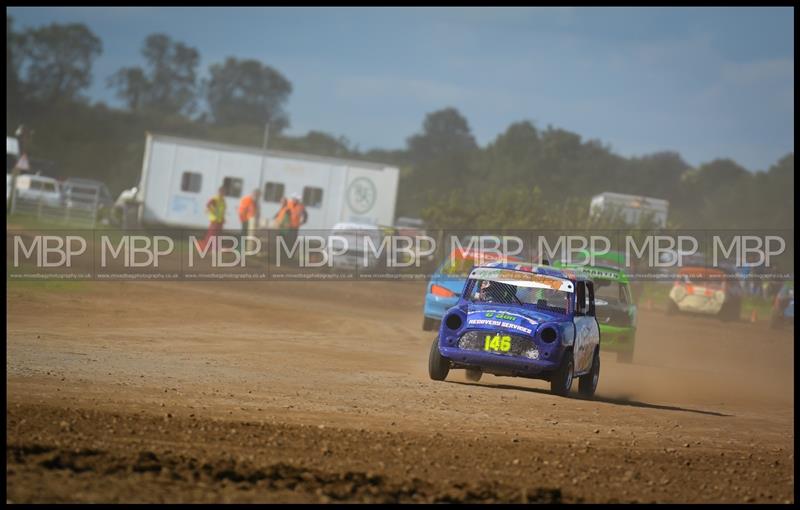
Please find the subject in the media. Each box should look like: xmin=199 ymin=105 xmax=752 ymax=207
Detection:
xmin=303 ymin=186 xmax=324 ymax=208
xmin=575 ymin=282 xmax=587 ymax=315
xmin=263 ymin=182 xmax=284 ymax=203
xmin=222 ymin=177 xmax=243 ymax=198
xmin=180 ymin=171 xmax=202 ymax=193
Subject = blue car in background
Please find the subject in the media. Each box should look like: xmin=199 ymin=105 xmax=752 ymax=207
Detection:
xmin=770 ymin=281 xmax=794 ymax=329
xmin=422 ymin=250 xmax=524 ymax=331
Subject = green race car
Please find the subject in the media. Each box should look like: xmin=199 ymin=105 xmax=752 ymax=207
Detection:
xmin=554 ymin=254 xmax=637 ymax=363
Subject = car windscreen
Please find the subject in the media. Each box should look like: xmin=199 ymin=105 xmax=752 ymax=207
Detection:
xmin=593 ymin=279 xmax=628 ymax=305
xmin=465 ymin=278 xmax=572 ymax=315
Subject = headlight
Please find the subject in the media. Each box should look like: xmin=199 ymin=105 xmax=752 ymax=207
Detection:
xmin=523 ymin=348 xmax=540 ymax=359
xmin=539 ymin=326 xmax=558 ymax=343
xmin=444 ymin=312 xmax=464 ymax=330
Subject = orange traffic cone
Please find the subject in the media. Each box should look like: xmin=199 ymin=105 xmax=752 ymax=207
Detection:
xmin=750 ymin=309 xmax=758 ymax=323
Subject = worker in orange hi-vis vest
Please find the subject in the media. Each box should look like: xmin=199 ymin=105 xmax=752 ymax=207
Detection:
xmin=288 ymin=193 xmax=308 ymax=230
xmin=272 ymin=194 xmax=307 ymax=265
xmin=200 ymin=185 xmax=227 ymax=251
xmin=286 ymin=194 xmax=308 ymax=258
xmin=238 ymin=189 xmax=260 ymax=254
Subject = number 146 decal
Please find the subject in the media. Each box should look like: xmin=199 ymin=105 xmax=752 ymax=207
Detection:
xmin=484 ymin=334 xmax=511 ymax=352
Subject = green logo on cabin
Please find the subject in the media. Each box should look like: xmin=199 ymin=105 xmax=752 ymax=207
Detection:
xmin=347 ymin=177 xmax=377 ymax=214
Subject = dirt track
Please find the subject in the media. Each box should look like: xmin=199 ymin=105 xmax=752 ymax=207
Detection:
xmin=6 ymin=279 xmax=795 ymax=503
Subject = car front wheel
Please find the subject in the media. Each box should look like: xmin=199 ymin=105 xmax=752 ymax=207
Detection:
xmin=428 ymin=336 xmax=450 ymax=381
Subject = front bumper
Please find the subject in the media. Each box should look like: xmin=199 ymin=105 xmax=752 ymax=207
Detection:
xmin=438 ymin=336 xmax=563 ymax=376
xmin=599 ymin=325 xmax=636 ymax=353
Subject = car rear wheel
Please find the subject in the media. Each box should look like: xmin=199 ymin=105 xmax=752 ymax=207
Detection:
xmin=465 ymin=368 xmax=482 ymax=382
xmin=428 ymin=336 xmax=450 ymax=381
xmin=550 ymin=350 xmax=574 ymax=397
xmin=579 ymin=348 xmax=600 ymax=398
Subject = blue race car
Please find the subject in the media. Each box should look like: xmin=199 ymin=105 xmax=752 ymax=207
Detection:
xmin=422 ymin=249 xmax=524 ymax=331
xmin=428 ymin=262 xmax=601 ymax=397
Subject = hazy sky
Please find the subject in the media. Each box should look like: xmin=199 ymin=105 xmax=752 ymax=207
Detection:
xmin=7 ymin=7 xmax=794 ymax=171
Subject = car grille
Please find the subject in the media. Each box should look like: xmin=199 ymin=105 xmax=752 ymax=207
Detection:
xmin=457 ymin=330 xmax=535 ymax=357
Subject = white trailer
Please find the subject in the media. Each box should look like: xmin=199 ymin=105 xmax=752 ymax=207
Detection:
xmin=134 ymin=133 xmax=399 ymax=230
xmin=589 ymin=192 xmax=669 ymax=228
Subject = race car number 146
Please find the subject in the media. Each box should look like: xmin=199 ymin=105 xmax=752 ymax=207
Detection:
xmin=484 ymin=334 xmax=511 ymax=352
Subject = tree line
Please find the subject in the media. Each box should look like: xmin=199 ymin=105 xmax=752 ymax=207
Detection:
xmin=6 ymin=17 xmax=794 ymax=232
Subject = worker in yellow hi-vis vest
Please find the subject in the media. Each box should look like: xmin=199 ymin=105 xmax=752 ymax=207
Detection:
xmin=200 ymin=185 xmax=226 ymax=251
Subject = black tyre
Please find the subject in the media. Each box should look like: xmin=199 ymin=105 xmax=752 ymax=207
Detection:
xmin=422 ymin=316 xmax=437 ymax=332
xmin=550 ymin=350 xmax=574 ymax=397
xmin=465 ymin=368 xmax=482 ymax=382
xmin=579 ymin=348 xmax=600 ymax=398
xmin=428 ymin=336 xmax=450 ymax=381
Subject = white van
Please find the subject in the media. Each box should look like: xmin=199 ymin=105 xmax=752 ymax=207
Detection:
xmin=12 ymin=174 xmax=64 ymax=207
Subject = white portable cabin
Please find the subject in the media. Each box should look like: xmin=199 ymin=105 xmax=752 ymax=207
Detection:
xmin=135 ymin=133 xmax=399 ymax=230
xmin=589 ymin=192 xmax=669 ymax=228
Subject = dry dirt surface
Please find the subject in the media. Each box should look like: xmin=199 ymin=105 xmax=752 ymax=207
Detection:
xmin=6 ymin=278 xmax=795 ymax=503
